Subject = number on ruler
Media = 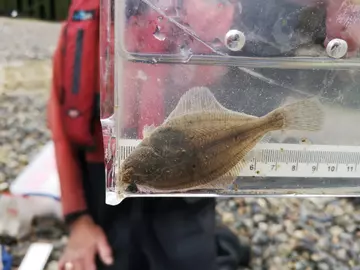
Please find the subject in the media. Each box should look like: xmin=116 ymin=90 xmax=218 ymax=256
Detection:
xmin=291 ymin=165 xmax=297 ymax=171
xmin=347 ymin=165 xmax=354 ymax=172
xmin=249 ymin=164 xmax=255 ymax=171
xmin=328 ymin=165 xmax=336 ymax=172
xmin=312 ymin=165 xmax=317 ymax=172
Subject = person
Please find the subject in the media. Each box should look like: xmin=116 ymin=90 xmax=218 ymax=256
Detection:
xmin=47 ymin=0 xmax=250 ymax=270
xmin=47 ymin=0 xmax=359 ymax=269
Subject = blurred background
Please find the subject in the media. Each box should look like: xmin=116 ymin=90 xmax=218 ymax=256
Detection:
xmin=1 ymin=1 xmax=360 ymax=270
xmin=0 ymin=0 xmax=70 ymax=20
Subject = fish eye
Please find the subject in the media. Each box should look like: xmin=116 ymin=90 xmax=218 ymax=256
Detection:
xmin=121 ymin=166 xmax=135 ymax=184
xmin=126 ymin=182 xmax=138 ymax=193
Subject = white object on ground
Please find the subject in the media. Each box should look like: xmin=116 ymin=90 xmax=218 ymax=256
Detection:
xmin=0 ymin=141 xmax=63 ymax=239
xmin=10 ymin=141 xmax=61 ymax=199
xmin=0 ymin=194 xmax=62 ymax=239
xmin=18 ymin=242 xmax=53 ymax=270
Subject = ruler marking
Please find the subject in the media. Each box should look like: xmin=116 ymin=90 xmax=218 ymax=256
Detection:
xmin=296 ymin=153 xmax=299 ymax=171
xmin=117 ymin=141 xmax=360 ymax=178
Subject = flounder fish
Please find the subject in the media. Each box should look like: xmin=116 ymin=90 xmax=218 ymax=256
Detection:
xmin=117 ymin=86 xmax=324 ymax=196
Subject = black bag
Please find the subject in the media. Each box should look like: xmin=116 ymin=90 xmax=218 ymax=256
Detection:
xmin=216 ymin=225 xmax=251 ymax=270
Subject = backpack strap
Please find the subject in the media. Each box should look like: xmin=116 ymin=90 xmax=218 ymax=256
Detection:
xmin=53 ymin=0 xmax=100 ymax=150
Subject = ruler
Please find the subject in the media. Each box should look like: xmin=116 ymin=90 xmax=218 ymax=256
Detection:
xmin=118 ymin=139 xmax=360 ymax=178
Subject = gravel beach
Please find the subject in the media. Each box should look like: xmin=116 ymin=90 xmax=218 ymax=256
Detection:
xmin=1 ymin=17 xmax=360 ymax=270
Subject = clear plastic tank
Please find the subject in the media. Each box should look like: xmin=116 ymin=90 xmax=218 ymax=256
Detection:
xmin=100 ymin=0 xmax=360 ymax=205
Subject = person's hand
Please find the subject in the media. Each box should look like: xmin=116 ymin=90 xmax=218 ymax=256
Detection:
xmin=58 ymin=215 xmax=113 ymax=270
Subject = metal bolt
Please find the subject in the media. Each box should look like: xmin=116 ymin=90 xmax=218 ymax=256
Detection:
xmin=326 ymin=38 xmax=348 ymax=59
xmin=224 ymin=29 xmax=246 ymax=52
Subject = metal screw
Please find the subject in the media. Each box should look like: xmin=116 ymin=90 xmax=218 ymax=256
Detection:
xmin=224 ymin=29 xmax=246 ymax=52
xmin=326 ymin=38 xmax=348 ymax=59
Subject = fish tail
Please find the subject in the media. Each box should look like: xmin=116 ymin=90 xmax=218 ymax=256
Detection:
xmin=264 ymin=98 xmax=325 ymax=131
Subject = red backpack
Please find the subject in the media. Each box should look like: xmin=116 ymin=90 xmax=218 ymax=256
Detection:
xmin=52 ymin=0 xmax=101 ymax=149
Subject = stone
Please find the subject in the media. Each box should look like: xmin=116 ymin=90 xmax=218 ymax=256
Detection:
xmin=253 ymin=214 xmax=266 ymax=223
xmin=268 ymin=224 xmax=283 ymax=237
xmin=274 ymin=232 xmax=289 ymax=243
xmin=311 ymin=252 xmax=327 ymax=262
xmin=258 ymin=222 xmax=268 ymax=231
xmin=284 ymin=219 xmax=296 ymax=234
xmin=317 ymin=262 xmax=330 ymax=270
xmin=294 ymin=230 xmax=305 ymax=239
xmin=252 ymin=231 xmax=269 ymax=245
xmin=221 ymin=212 xmax=235 ymax=224
xmin=243 ymin=218 xmax=254 ymax=229
xmin=330 ymin=226 xmax=343 ymax=237
xmin=335 ymin=249 xmax=347 ymax=261
xmin=251 ymin=245 xmax=263 ymax=256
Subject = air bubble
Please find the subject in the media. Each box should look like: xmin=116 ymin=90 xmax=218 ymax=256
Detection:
xmin=153 ymin=25 xmax=166 ymax=41
xmin=179 ymin=44 xmax=193 ymax=62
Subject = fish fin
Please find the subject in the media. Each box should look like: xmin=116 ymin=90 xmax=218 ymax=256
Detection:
xmin=245 ymin=133 xmax=271 ymax=160
xmin=196 ymin=160 xmax=245 ymax=190
xmin=259 ymin=133 xmax=272 ymax=144
xmin=222 ymin=159 xmax=246 ymax=177
xmin=165 ymin=86 xmax=227 ymax=121
xmin=165 ymin=86 xmax=257 ymax=122
xmin=266 ymin=97 xmax=325 ymax=131
xmin=195 ymin=175 xmax=236 ymax=190
xmin=142 ymin=124 xmax=157 ymax=138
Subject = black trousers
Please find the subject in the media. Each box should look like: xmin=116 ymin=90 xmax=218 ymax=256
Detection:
xmin=82 ymin=162 xmax=218 ymax=270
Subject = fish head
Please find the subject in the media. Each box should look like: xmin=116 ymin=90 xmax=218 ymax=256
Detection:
xmin=117 ymin=144 xmax=165 ymax=193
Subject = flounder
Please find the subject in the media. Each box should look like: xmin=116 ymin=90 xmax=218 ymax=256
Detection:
xmin=117 ymin=86 xmax=324 ymax=195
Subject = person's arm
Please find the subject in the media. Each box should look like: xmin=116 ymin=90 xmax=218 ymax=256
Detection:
xmin=47 ymin=31 xmax=88 ymax=225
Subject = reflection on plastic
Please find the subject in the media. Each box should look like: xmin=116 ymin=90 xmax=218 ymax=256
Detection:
xmin=100 ymin=0 xmax=360 ymax=204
